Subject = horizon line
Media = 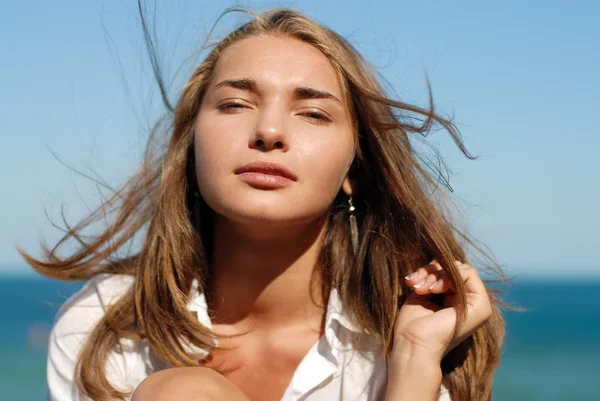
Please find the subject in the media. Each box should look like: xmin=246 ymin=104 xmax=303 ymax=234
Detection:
xmin=1 ymin=262 xmax=598 ymax=280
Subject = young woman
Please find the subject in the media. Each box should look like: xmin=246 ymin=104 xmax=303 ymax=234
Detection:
xmin=21 ymin=6 xmax=505 ymax=401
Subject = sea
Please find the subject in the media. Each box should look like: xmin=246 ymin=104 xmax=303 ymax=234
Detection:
xmin=0 ymin=274 xmax=598 ymax=401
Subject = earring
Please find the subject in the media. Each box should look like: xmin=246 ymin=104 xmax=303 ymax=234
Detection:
xmin=348 ymin=196 xmax=359 ymax=256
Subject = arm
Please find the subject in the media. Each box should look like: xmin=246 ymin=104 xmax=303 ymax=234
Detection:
xmin=384 ymin=340 xmax=443 ymax=401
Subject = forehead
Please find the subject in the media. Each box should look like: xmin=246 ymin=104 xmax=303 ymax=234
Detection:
xmin=212 ymin=34 xmax=345 ymax=98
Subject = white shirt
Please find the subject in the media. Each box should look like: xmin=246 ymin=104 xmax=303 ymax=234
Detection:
xmin=47 ymin=273 xmax=451 ymax=401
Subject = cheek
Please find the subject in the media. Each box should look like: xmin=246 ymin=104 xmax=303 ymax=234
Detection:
xmin=194 ymin=133 xmax=220 ymax=175
xmin=194 ymin=111 xmax=240 ymax=173
xmin=297 ymin=132 xmax=354 ymax=196
xmin=193 ymin=115 xmax=233 ymax=191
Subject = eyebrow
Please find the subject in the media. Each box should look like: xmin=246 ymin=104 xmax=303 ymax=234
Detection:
xmin=295 ymin=86 xmax=342 ymax=104
xmin=215 ymin=78 xmax=258 ymax=91
xmin=213 ymin=78 xmax=342 ymax=104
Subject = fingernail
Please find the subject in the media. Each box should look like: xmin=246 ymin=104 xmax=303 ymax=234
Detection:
xmin=405 ymin=272 xmax=419 ymax=280
xmin=429 ymin=280 xmax=441 ymax=290
xmin=413 ymin=279 xmax=426 ymax=288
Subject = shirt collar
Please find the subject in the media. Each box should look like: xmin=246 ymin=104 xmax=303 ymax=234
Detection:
xmin=324 ymin=288 xmax=363 ymax=332
xmin=186 ymin=279 xmax=213 ymax=329
xmin=182 ymin=279 xmax=214 ymax=359
xmin=323 ymin=288 xmax=366 ymax=352
xmin=185 ymin=280 xmax=366 ymax=357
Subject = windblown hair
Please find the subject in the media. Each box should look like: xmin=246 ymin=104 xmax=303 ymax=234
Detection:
xmin=19 ymin=4 xmax=505 ymax=401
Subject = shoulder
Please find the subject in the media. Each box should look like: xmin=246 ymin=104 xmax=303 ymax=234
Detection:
xmin=47 ymin=273 xmax=135 ymax=401
xmin=52 ymin=273 xmax=134 ymax=338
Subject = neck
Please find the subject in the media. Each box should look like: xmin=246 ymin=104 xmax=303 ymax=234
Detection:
xmin=207 ymin=214 xmax=328 ymax=329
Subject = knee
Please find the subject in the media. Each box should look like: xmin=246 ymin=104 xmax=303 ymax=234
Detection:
xmin=132 ymin=367 xmax=229 ymax=401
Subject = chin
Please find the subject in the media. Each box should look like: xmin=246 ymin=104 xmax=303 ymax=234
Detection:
xmin=200 ymin=185 xmax=330 ymax=228
xmin=212 ymin=200 xmax=323 ymax=228
xmin=230 ymin=205 xmax=309 ymax=227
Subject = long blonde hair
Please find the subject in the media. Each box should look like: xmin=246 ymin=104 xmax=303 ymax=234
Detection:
xmin=19 ymin=5 xmax=505 ymax=400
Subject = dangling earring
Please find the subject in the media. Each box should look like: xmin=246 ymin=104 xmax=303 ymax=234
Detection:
xmin=348 ymin=196 xmax=359 ymax=256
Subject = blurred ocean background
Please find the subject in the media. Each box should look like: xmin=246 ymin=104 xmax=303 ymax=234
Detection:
xmin=0 ymin=271 xmax=598 ymax=401
xmin=2 ymin=1 xmax=600 ymax=400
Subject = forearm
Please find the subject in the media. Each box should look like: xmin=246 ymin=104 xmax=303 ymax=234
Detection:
xmin=385 ymin=344 xmax=443 ymax=401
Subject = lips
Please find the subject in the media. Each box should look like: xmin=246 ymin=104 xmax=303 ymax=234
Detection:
xmin=235 ymin=161 xmax=297 ymax=181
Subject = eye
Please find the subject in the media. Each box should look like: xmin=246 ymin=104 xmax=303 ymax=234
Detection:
xmin=302 ymin=111 xmax=332 ymax=125
xmin=218 ymin=102 xmax=246 ymax=114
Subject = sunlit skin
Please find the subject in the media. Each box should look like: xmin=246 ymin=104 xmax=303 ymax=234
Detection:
xmin=133 ymin=34 xmax=492 ymax=401
xmin=194 ymin=34 xmax=356 ymax=229
xmin=194 ymin=34 xmax=357 ymax=401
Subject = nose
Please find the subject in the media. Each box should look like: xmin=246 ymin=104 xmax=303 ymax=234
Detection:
xmin=249 ymin=107 xmax=288 ymax=152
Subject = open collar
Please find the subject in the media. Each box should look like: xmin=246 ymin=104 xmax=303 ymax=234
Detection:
xmin=185 ymin=280 xmax=367 ymax=358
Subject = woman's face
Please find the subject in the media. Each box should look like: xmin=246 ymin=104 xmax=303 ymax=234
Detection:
xmin=194 ymin=34 xmax=355 ymax=227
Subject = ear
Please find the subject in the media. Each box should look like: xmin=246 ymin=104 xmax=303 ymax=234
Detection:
xmin=342 ymin=176 xmax=355 ymax=196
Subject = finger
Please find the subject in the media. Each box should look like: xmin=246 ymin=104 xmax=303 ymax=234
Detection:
xmin=412 ymin=272 xmax=441 ymax=295
xmin=424 ymin=260 xmax=467 ymax=294
xmin=428 ymin=276 xmax=455 ymax=294
xmin=454 ymin=266 xmax=493 ymax=340
xmin=404 ymin=259 xmax=465 ymax=293
xmin=404 ymin=262 xmax=443 ymax=285
xmin=457 ymin=264 xmax=487 ymax=296
xmin=402 ymin=288 xmax=441 ymax=312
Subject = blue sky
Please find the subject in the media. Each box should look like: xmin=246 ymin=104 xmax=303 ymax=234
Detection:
xmin=1 ymin=1 xmax=598 ymax=278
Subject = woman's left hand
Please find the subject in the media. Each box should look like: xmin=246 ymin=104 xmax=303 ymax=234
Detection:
xmin=392 ymin=260 xmax=493 ymax=364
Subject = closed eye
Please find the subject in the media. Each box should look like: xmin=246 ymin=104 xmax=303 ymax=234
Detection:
xmin=218 ymin=103 xmax=331 ymax=125
xmin=218 ymin=102 xmax=247 ymax=114
xmin=302 ymin=111 xmax=331 ymax=125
